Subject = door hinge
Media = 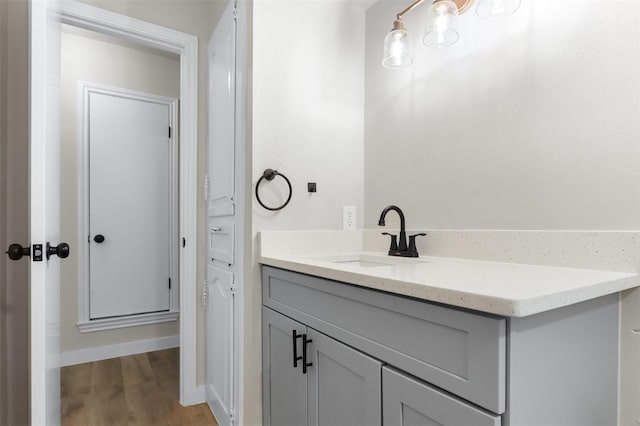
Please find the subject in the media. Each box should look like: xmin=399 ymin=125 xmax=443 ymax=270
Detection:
xmin=168 ymin=126 xmax=172 ymax=139
xmin=202 ymin=281 xmax=208 ymax=308
xmin=168 ymin=278 xmax=171 ymax=289
xmin=204 ymin=174 xmax=210 ymax=201
xmin=230 ymin=282 xmax=237 ymax=294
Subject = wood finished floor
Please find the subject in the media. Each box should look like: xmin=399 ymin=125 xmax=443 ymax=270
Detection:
xmin=61 ymin=348 xmax=218 ymax=426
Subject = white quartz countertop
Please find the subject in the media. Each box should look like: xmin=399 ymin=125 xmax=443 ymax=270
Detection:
xmin=259 ymin=251 xmax=639 ymax=317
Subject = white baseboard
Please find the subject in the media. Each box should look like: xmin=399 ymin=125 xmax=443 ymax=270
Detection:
xmin=181 ymin=384 xmax=207 ymax=406
xmin=60 ymin=335 xmax=179 ymax=366
xmin=195 ymin=385 xmax=207 ymax=404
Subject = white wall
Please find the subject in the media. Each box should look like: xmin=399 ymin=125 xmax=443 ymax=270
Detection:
xmin=365 ymin=1 xmax=640 ymax=424
xmin=248 ymin=1 xmax=366 ymax=423
xmin=59 ymin=27 xmax=180 ymax=355
xmin=365 ymin=0 xmax=640 ymax=230
xmin=252 ymin=1 xmax=366 ymax=231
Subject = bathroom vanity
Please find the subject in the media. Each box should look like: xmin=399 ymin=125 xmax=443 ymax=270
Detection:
xmin=260 ymin=234 xmax=639 ymax=426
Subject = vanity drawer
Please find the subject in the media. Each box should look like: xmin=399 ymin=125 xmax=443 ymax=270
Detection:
xmin=262 ymin=266 xmax=506 ymax=414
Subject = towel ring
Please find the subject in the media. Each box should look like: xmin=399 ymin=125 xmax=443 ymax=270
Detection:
xmin=255 ymin=168 xmax=292 ymax=211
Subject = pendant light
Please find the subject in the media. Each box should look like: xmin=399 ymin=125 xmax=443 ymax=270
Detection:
xmin=381 ymin=0 xmax=520 ymax=69
xmin=423 ymin=0 xmax=459 ymax=48
xmin=382 ymin=19 xmax=413 ymax=69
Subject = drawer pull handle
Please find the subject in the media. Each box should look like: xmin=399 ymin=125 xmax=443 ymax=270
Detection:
xmin=302 ymin=333 xmax=313 ymax=374
xmin=292 ymin=330 xmax=303 ymax=368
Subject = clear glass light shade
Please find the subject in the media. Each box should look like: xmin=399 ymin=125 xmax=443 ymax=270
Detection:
xmin=476 ymin=0 xmax=521 ymax=19
xmin=382 ymin=27 xmax=413 ymax=69
xmin=423 ymin=0 xmax=459 ymax=48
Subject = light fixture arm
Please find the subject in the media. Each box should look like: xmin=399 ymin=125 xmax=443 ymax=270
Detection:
xmin=396 ymin=0 xmax=429 ymax=20
xmin=395 ymin=0 xmax=474 ymax=21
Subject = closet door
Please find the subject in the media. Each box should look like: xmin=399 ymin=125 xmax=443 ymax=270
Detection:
xmin=206 ymin=265 xmax=235 ymax=423
xmin=205 ymin=2 xmax=242 ymax=424
xmin=88 ymin=89 xmax=172 ymax=318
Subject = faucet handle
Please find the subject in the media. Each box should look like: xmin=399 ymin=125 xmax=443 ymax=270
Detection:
xmin=408 ymin=233 xmax=427 ymax=257
xmin=381 ymin=232 xmax=398 ymax=251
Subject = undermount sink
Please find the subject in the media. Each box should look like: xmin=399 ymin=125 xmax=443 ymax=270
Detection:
xmin=309 ymin=253 xmax=422 ymax=268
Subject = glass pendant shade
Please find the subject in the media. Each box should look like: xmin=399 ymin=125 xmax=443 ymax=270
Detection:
xmin=382 ymin=21 xmax=413 ymax=69
xmin=423 ymin=0 xmax=459 ymax=48
xmin=476 ymin=0 xmax=521 ymax=19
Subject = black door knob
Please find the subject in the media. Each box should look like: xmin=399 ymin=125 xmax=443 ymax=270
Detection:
xmin=94 ymin=234 xmax=105 ymax=244
xmin=5 ymin=243 xmax=30 ymax=261
xmin=46 ymin=242 xmax=70 ymax=260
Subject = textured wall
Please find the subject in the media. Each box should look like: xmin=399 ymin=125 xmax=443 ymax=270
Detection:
xmin=249 ymin=1 xmax=366 ymax=423
xmin=365 ymin=0 xmax=640 ymax=230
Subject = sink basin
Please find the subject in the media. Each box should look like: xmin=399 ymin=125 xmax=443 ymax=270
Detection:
xmin=332 ymin=260 xmax=394 ymax=268
xmin=309 ymin=253 xmax=421 ymax=267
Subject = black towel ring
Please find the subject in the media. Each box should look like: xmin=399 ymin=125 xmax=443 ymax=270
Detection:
xmin=255 ymin=168 xmax=292 ymax=211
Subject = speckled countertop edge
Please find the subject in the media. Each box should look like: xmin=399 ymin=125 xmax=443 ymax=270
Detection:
xmin=259 ymin=252 xmax=639 ymax=317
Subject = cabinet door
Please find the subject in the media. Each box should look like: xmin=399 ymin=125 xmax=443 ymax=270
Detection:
xmin=307 ymin=329 xmax=382 ymax=426
xmin=206 ymin=265 xmax=235 ymax=424
xmin=382 ymin=367 xmax=501 ymax=426
xmin=263 ymin=307 xmax=307 ymax=426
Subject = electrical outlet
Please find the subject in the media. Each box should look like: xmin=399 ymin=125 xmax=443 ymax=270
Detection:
xmin=343 ymin=206 xmax=356 ymax=230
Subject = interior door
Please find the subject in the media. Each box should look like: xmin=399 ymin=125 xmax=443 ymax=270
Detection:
xmin=1 ymin=1 xmax=30 ymax=424
xmin=29 ymin=0 xmax=64 ymax=424
xmin=87 ymin=89 xmax=172 ymax=319
xmin=206 ymin=2 xmax=239 ymax=426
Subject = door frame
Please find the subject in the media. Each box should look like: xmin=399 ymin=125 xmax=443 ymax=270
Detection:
xmin=77 ymin=81 xmax=179 ymax=331
xmin=60 ymin=0 xmax=200 ymax=405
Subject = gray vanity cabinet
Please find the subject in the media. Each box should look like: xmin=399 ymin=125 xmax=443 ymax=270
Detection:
xmin=263 ymin=307 xmax=382 ymax=426
xmin=263 ymin=265 xmax=620 ymax=426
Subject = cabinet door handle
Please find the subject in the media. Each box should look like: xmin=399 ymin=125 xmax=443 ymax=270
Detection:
xmin=292 ymin=330 xmax=303 ymax=368
xmin=302 ymin=333 xmax=313 ymax=374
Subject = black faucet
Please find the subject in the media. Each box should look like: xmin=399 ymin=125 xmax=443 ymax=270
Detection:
xmin=378 ymin=205 xmax=426 ymax=257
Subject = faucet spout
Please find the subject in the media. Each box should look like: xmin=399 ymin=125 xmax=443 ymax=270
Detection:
xmin=378 ymin=205 xmax=408 ymax=252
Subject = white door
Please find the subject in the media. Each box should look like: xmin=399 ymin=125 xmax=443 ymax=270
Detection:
xmin=86 ymin=88 xmax=174 ymax=319
xmin=1 ymin=1 xmax=32 ymax=424
xmin=30 ymin=0 xmax=63 ymax=424
xmin=206 ymin=265 xmax=235 ymax=421
xmin=206 ymin=2 xmax=243 ymax=425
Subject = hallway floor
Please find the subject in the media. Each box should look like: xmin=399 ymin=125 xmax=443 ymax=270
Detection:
xmin=61 ymin=348 xmax=218 ymax=426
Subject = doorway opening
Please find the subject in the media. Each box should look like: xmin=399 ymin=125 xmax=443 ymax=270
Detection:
xmin=59 ymin=0 xmax=200 ymax=406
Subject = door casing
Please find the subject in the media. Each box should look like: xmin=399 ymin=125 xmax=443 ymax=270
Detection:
xmin=60 ymin=0 xmax=200 ymax=405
